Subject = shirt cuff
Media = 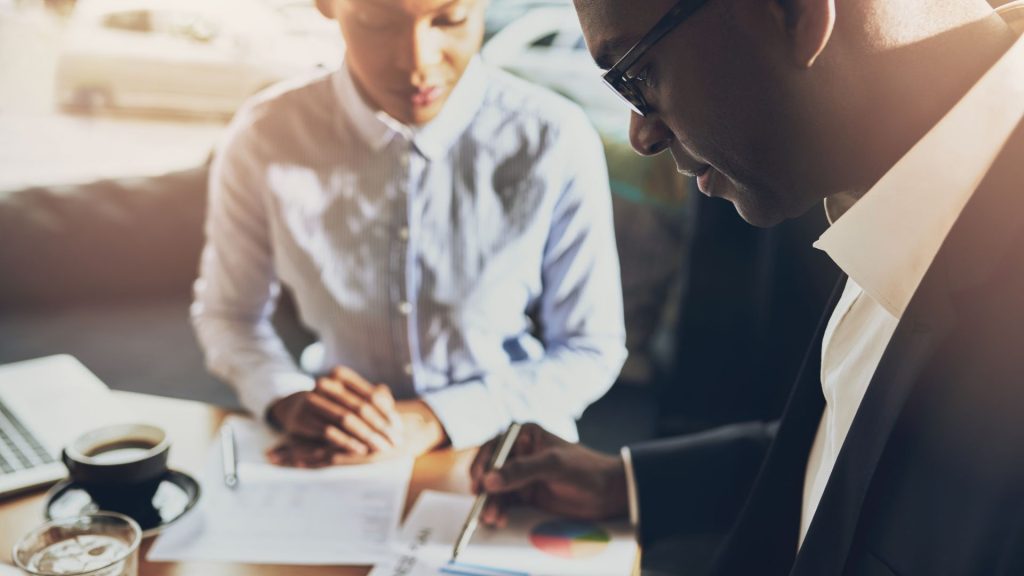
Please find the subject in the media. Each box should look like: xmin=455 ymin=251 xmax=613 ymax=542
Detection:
xmin=421 ymin=382 xmax=508 ymax=450
xmin=237 ymin=370 xmax=316 ymax=423
xmin=620 ymin=445 xmax=640 ymax=529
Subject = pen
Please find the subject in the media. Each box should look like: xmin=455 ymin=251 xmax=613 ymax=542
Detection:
xmin=451 ymin=422 xmax=522 ymax=563
xmin=221 ymin=422 xmax=238 ymax=490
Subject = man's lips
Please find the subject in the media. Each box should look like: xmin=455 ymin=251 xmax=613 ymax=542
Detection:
xmin=409 ymin=85 xmax=443 ymax=108
xmin=677 ymin=163 xmax=716 ymax=195
xmin=695 ymin=165 xmax=716 ymax=195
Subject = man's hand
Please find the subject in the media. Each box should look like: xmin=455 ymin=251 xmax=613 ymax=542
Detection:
xmin=268 ymin=366 xmax=403 ymax=456
xmin=267 ymin=372 xmax=450 ymax=467
xmin=470 ymin=423 xmax=629 ymax=527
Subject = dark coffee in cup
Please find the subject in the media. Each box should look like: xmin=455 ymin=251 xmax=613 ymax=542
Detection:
xmin=87 ymin=440 xmax=159 ymax=464
xmin=62 ymin=424 xmax=170 ymax=517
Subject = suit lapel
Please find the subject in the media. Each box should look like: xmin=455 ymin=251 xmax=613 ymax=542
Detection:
xmin=791 ymin=118 xmax=1024 ymax=575
xmin=790 ymin=295 xmax=953 ymax=575
xmin=710 ymin=277 xmax=845 ymax=576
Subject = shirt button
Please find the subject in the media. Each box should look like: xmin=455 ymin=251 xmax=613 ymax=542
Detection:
xmin=398 ymin=227 xmax=410 ymax=241
xmin=404 ymin=364 xmax=414 ymax=376
xmin=398 ymin=301 xmax=412 ymax=316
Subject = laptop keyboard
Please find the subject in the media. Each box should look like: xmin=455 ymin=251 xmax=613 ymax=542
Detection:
xmin=0 ymin=399 xmax=55 ymax=474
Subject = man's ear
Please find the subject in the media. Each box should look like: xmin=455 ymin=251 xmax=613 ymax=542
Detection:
xmin=315 ymin=0 xmax=335 ymax=19
xmin=770 ymin=0 xmax=836 ymax=68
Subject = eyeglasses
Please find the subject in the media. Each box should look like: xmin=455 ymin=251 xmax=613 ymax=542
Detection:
xmin=601 ymin=0 xmax=710 ymax=117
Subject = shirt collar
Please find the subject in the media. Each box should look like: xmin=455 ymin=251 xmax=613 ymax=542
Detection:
xmin=813 ymin=4 xmax=1024 ymax=319
xmin=331 ymin=56 xmax=487 ymax=161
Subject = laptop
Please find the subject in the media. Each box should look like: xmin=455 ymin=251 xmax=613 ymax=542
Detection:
xmin=0 ymin=355 xmax=126 ymax=498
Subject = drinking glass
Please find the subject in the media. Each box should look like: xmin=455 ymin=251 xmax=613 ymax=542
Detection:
xmin=12 ymin=512 xmax=141 ymax=576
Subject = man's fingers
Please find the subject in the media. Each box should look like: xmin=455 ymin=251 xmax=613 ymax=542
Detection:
xmin=266 ymin=442 xmax=333 ymax=468
xmin=315 ymin=377 xmax=364 ymax=411
xmin=355 ymin=401 xmax=399 ymax=442
xmin=371 ymin=384 xmax=401 ymax=427
xmin=291 ymin=416 xmax=370 ymax=456
xmin=323 ymin=425 xmax=370 ymax=455
xmin=332 ymin=366 xmax=377 ymax=397
xmin=306 ymin=390 xmax=348 ymax=421
xmin=470 ymin=439 xmax=499 ymax=493
xmin=339 ymin=411 xmax=393 ymax=452
xmin=481 ymin=493 xmax=519 ymax=527
xmin=481 ymin=498 xmax=504 ymax=527
xmin=331 ymin=367 xmax=400 ymax=426
xmin=307 ymin=392 xmax=393 ymax=450
xmin=315 ymin=378 xmax=399 ymax=444
xmin=484 ymin=450 xmax=563 ymax=493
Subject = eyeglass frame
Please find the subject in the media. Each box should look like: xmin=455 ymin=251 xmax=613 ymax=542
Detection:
xmin=600 ymin=0 xmax=710 ymax=117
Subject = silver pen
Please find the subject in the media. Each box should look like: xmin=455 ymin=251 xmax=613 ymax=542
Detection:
xmin=221 ymin=422 xmax=238 ymax=490
xmin=451 ymin=422 xmax=522 ymax=563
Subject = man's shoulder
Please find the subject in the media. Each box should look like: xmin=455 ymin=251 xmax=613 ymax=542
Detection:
xmin=476 ymin=63 xmax=595 ymax=137
xmin=228 ymin=69 xmax=337 ymax=138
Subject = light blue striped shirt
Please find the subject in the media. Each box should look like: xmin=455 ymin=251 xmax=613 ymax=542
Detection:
xmin=191 ymin=58 xmax=626 ymax=448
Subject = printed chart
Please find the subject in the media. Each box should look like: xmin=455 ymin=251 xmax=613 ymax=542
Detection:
xmin=528 ymin=520 xmax=611 ymax=559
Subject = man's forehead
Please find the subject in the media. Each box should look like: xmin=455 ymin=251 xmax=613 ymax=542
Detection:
xmin=573 ymin=0 xmax=669 ymax=68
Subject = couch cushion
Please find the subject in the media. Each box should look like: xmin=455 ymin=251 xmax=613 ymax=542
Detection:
xmin=0 ymin=164 xmax=209 ymax=311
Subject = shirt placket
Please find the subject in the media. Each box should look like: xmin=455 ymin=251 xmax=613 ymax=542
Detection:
xmin=389 ymin=140 xmax=418 ymax=395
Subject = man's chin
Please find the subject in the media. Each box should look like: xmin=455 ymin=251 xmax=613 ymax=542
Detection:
xmin=408 ymin=97 xmax=450 ymax=126
xmin=727 ymin=188 xmax=788 ymax=228
xmin=732 ymin=202 xmax=786 ymax=228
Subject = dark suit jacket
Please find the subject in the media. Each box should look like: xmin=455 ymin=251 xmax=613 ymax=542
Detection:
xmin=657 ymin=189 xmax=835 ymax=434
xmin=631 ymin=119 xmax=1024 ymax=575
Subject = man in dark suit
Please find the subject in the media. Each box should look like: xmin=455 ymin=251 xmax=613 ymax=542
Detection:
xmin=471 ymin=0 xmax=1024 ymax=574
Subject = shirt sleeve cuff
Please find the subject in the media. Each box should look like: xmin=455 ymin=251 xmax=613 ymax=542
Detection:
xmin=421 ymin=382 xmax=510 ymax=450
xmin=620 ymin=445 xmax=640 ymax=529
xmin=237 ymin=370 xmax=316 ymax=423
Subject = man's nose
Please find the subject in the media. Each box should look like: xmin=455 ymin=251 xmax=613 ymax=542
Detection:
xmin=398 ymin=22 xmax=444 ymax=78
xmin=628 ymin=111 xmax=673 ymax=156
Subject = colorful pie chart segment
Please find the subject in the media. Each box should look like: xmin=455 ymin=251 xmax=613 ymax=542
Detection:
xmin=528 ymin=520 xmax=610 ymax=559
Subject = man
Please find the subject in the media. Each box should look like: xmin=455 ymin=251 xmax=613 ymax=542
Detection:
xmin=192 ymin=0 xmax=626 ymax=464
xmin=473 ymin=0 xmax=1024 ymax=573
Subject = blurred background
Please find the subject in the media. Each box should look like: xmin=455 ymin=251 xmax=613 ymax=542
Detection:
xmin=0 ymin=0 xmax=654 ymax=189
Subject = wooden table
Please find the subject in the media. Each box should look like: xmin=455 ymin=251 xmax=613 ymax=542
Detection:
xmin=0 ymin=391 xmax=475 ymax=575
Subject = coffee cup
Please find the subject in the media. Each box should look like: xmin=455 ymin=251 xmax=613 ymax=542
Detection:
xmin=62 ymin=424 xmax=170 ymax=514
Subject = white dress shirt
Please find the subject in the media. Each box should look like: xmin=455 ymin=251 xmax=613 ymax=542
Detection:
xmin=800 ymin=5 xmax=1024 ymax=545
xmin=192 ymin=57 xmax=627 ymax=449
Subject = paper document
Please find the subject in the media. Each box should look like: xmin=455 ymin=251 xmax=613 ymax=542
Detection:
xmin=148 ymin=415 xmax=412 ymax=565
xmin=369 ymin=490 xmax=637 ymax=576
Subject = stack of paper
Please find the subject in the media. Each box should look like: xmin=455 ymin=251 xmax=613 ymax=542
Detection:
xmin=148 ymin=415 xmax=412 ymax=566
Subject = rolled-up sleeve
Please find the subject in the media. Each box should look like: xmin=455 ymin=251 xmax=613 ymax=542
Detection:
xmin=191 ymin=110 xmax=314 ymax=420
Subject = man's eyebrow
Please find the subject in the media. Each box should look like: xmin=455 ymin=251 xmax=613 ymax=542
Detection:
xmin=593 ymin=36 xmax=638 ymax=70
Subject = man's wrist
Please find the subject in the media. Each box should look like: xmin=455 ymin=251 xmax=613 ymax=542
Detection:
xmin=266 ymin=391 xmax=302 ymax=431
xmin=397 ymin=399 xmax=450 ymax=452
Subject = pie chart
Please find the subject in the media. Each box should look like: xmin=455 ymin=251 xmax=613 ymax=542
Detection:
xmin=528 ymin=520 xmax=610 ymax=559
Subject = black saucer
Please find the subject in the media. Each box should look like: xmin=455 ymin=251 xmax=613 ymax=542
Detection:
xmin=45 ymin=469 xmax=201 ymax=537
